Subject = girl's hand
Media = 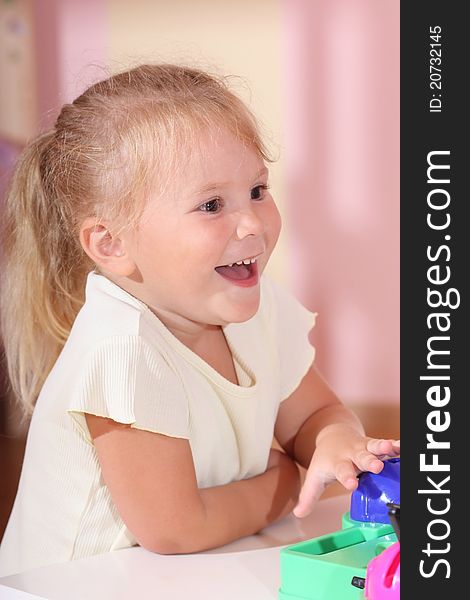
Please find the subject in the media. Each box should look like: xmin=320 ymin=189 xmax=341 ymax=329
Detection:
xmin=292 ymin=424 xmax=400 ymax=518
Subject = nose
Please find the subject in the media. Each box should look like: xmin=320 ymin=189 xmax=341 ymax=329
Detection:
xmin=235 ymin=207 xmax=265 ymax=240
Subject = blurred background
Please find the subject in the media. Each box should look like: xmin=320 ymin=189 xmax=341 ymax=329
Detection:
xmin=0 ymin=0 xmax=399 ymax=539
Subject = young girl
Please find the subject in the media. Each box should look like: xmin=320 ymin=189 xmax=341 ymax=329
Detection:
xmin=0 ymin=64 xmax=399 ymax=577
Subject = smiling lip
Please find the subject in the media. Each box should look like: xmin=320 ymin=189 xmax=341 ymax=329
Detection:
xmin=214 ymin=260 xmax=260 ymax=287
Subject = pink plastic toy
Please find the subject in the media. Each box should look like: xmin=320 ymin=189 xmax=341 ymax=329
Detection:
xmin=365 ymin=502 xmax=400 ymax=599
xmin=365 ymin=541 xmax=400 ymax=599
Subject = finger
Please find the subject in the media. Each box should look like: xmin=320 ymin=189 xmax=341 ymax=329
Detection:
xmin=352 ymin=449 xmax=384 ymax=474
xmin=335 ymin=459 xmax=361 ymax=491
xmin=293 ymin=467 xmax=325 ymax=519
xmin=366 ymin=438 xmax=399 ymax=458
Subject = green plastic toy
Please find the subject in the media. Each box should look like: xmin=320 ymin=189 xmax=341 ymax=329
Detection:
xmin=279 ymin=514 xmax=396 ymax=600
xmin=279 ymin=459 xmax=400 ymax=599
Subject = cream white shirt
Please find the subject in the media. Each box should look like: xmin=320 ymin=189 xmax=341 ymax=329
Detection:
xmin=0 ymin=272 xmax=316 ymax=577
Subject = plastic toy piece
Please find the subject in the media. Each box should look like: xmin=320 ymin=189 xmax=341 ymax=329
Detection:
xmin=386 ymin=503 xmax=400 ymax=541
xmin=350 ymin=459 xmax=400 ymax=524
xmin=351 ymin=576 xmax=366 ymax=589
xmin=278 ymin=522 xmax=396 ymax=599
xmin=364 ymin=504 xmax=400 ymax=599
xmin=364 ymin=540 xmax=400 ymax=599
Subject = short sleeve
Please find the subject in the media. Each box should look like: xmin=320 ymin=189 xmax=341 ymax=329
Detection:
xmin=67 ymin=336 xmax=189 ymax=442
xmin=262 ymin=277 xmax=317 ymax=400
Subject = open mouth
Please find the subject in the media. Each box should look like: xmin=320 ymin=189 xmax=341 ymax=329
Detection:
xmin=214 ymin=257 xmax=259 ymax=283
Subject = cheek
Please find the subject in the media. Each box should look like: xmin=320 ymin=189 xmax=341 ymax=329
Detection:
xmin=263 ymin=202 xmax=282 ymax=245
xmin=190 ymin=219 xmax=234 ymax=256
xmin=169 ymin=220 xmax=234 ymax=277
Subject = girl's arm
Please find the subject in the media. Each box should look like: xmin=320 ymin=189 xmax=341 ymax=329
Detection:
xmin=85 ymin=414 xmax=300 ymax=555
xmin=274 ymin=365 xmax=400 ymax=516
xmin=274 ymin=365 xmax=364 ymax=468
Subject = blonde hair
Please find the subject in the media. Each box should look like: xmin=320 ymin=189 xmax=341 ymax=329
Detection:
xmin=0 ymin=63 xmax=273 ymax=415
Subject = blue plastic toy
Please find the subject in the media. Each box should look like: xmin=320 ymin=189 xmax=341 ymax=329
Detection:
xmin=350 ymin=458 xmax=400 ymax=524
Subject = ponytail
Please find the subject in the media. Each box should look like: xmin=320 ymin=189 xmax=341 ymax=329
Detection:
xmin=1 ymin=132 xmax=92 ymax=415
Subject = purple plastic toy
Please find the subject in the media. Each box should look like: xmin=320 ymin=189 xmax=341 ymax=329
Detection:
xmin=350 ymin=458 xmax=400 ymax=524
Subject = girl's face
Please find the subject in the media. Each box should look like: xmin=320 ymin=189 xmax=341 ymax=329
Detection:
xmin=123 ymin=128 xmax=281 ymax=330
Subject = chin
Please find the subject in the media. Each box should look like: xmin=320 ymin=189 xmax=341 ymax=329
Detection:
xmin=224 ymin=298 xmax=260 ymax=324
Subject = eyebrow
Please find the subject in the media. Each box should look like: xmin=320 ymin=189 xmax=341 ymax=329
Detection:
xmin=194 ymin=166 xmax=269 ymax=195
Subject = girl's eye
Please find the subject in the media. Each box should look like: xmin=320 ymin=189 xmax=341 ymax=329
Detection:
xmin=251 ymin=184 xmax=270 ymax=201
xmin=198 ymin=198 xmax=223 ymax=213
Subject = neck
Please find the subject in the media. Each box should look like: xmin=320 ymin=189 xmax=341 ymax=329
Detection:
xmin=102 ymin=271 xmax=224 ymax=351
xmin=149 ymin=305 xmax=223 ymax=350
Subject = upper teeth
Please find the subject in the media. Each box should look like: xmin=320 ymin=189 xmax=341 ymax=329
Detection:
xmin=228 ymin=258 xmax=257 ymax=267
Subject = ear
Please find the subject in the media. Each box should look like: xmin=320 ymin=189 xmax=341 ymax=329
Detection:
xmin=79 ymin=219 xmax=136 ymax=276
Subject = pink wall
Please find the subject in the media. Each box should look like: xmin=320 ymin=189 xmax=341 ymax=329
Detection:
xmin=32 ymin=0 xmax=107 ymax=130
xmin=281 ymin=0 xmax=400 ymax=404
xmin=5 ymin=0 xmax=398 ymax=406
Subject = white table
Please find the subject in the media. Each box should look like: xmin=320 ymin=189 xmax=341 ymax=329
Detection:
xmin=0 ymin=493 xmax=351 ymax=600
